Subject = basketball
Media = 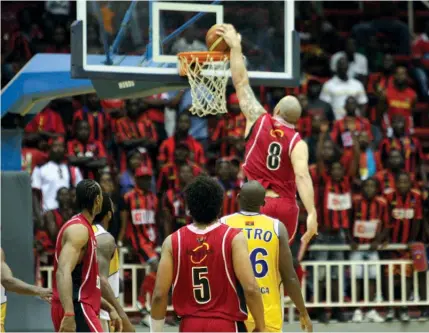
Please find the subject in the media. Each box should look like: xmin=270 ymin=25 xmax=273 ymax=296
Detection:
xmin=206 ymin=24 xmax=229 ymax=52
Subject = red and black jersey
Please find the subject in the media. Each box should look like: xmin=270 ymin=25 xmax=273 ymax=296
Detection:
xmin=331 ymin=116 xmax=373 ymax=148
xmin=221 ymin=186 xmax=240 ymax=216
xmin=123 ymin=188 xmax=159 ymax=256
xmin=320 ymin=176 xmax=352 ymax=230
xmin=25 ymin=108 xmax=65 ymax=135
xmin=379 ymin=137 xmax=425 ymax=174
xmin=163 ymin=189 xmax=191 ymax=232
xmin=157 ymin=162 xmax=203 ymax=193
xmin=351 ymin=195 xmax=389 ymax=244
xmin=296 ymin=116 xmax=312 ymax=139
xmin=116 ymin=115 xmax=158 ymax=172
xmin=73 ymin=109 xmax=110 ymax=142
xmin=386 ymin=189 xmax=423 ymax=244
xmin=211 ymin=113 xmax=246 ymax=157
xmin=158 ymin=135 xmax=206 ymax=166
xmin=67 ymin=139 xmax=107 ymax=179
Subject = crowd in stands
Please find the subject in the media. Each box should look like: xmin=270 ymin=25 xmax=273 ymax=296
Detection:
xmin=2 ymin=0 xmax=429 ymax=325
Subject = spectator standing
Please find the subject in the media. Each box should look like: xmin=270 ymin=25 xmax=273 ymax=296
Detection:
xmin=306 ymin=80 xmax=335 ymax=122
xmin=349 ymin=178 xmax=388 ymax=323
xmin=357 ymin=131 xmax=383 ymax=181
xmin=119 ymin=150 xmax=144 ymax=196
xmin=330 ymin=38 xmax=368 ymax=81
xmin=67 ymin=120 xmax=107 ymax=179
xmin=411 ymin=22 xmax=429 ymax=101
xmin=158 ymin=112 xmax=205 ymax=166
xmin=304 ymin=114 xmax=328 ymax=165
xmin=116 ymin=98 xmax=158 ymax=172
xmin=214 ymin=159 xmax=240 ymax=216
xmin=25 ymin=106 xmax=66 ymax=139
xmin=31 ymin=137 xmax=82 ymax=218
xmin=161 ymin=164 xmax=193 ymax=237
xmin=320 ymin=57 xmax=368 ymax=119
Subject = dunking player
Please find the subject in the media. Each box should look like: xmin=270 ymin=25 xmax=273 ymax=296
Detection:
xmin=217 ymin=25 xmax=318 ymax=245
xmin=1 ymin=248 xmax=52 ymax=332
xmin=51 ymin=180 xmax=122 ymax=332
xmin=93 ymin=193 xmax=134 ymax=332
xmin=151 ymin=176 xmax=265 ymax=332
xmin=221 ymin=181 xmax=312 ymax=332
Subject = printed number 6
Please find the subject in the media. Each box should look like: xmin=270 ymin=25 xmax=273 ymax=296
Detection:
xmin=249 ymin=248 xmax=268 ymax=278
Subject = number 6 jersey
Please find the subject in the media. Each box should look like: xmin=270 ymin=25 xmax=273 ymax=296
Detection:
xmin=171 ymin=222 xmax=247 ymax=322
xmin=221 ymin=211 xmax=282 ymax=332
xmin=243 ymin=113 xmax=301 ymax=199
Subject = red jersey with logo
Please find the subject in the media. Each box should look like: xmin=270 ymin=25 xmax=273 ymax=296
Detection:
xmin=379 ymin=137 xmax=424 ymax=174
xmin=171 ymin=222 xmax=247 ymax=321
xmin=386 ymin=189 xmax=423 ymax=243
xmin=52 ymin=214 xmax=101 ymax=312
xmin=351 ymin=195 xmax=389 ymax=244
xmin=243 ymin=114 xmax=301 ymax=200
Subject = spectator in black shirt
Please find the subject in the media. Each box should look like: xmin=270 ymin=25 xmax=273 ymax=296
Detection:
xmin=307 ymin=80 xmax=335 ymax=123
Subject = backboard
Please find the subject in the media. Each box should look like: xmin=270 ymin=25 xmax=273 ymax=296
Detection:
xmin=72 ymin=0 xmax=299 ymax=98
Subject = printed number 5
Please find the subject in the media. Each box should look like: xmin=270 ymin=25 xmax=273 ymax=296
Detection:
xmin=250 ymin=248 xmax=268 ymax=278
xmin=192 ymin=267 xmax=211 ymax=304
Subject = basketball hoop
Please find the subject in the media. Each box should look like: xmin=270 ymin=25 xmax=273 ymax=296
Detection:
xmin=178 ymin=51 xmax=230 ymax=117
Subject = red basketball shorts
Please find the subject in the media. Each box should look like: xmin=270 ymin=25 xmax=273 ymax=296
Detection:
xmin=51 ymin=299 xmax=103 ymax=332
xmin=180 ymin=317 xmax=247 ymax=332
xmin=261 ymin=197 xmax=299 ymax=244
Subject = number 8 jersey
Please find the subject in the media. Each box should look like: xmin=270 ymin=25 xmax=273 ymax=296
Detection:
xmin=221 ymin=211 xmax=282 ymax=333
xmin=243 ymin=113 xmax=301 ymax=199
xmin=171 ymin=222 xmax=247 ymax=322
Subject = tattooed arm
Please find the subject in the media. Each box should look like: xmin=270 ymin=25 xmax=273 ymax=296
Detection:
xmin=218 ymin=24 xmax=266 ymax=136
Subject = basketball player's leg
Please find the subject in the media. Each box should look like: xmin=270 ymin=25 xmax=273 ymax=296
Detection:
xmin=180 ymin=317 xmax=246 ymax=332
xmin=261 ymin=197 xmax=299 ymax=244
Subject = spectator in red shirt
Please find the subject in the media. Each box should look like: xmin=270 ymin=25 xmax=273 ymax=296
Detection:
xmin=367 ymin=53 xmax=395 ymax=95
xmin=25 ymin=106 xmax=65 ymax=139
xmin=349 ymin=178 xmax=389 ymax=323
xmin=67 ymin=120 xmax=107 ymax=179
xmin=331 ymin=96 xmax=373 ymax=150
xmin=116 ymin=98 xmax=158 ymax=172
xmin=384 ymin=66 xmax=417 ymax=134
xmin=158 ymin=112 xmax=205 ymax=167
xmin=215 ymin=159 xmax=240 ymax=216
xmin=157 ymin=142 xmax=203 ymax=194
xmin=73 ymin=93 xmax=110 ymax=143
xmin=375 ymin=149 xmax=416 ymax=194
xmin=380 ymin=115 xmax=426 ymax=181
xmin=210 ymin=93 xmax=246 ymax=158
xmin=21 ymin=137 xmax=49 ymax=175
xmin=161 ymin=164 xmax=194 ymax=237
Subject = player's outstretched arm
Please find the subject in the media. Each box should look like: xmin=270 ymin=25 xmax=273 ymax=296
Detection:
xmin=56 ymin=224 xmax=89 ymax=314
xmin=217 ymin=25 xmax=266 ymax=135
xmin=97 ymin=234 xmax=135 ymax=332
xmin=151 ymin=235 xmax=173 ymax=332
xmin=277 ymin=224 xmax=312 ymax=332
xmin=0 ymin=248 xmax=52 ymax=300
xmin=231 ymin=232 xmax=266 ymax=332
xmin=291 ymin=141 xmax=318 ymax=244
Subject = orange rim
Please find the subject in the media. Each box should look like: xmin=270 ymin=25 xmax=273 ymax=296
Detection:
xmin=177 ymin=51 xmax=229 ymax=76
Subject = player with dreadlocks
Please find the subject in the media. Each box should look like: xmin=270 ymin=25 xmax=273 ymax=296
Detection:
xmin=51 ymin=180 xmax=122 ymax=332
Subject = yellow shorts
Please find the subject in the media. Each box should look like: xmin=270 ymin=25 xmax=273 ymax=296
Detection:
xmin=245 ymin=320 xmax=281 ymax=333
xmin=1 ymin=303 xmax=6 ymax=332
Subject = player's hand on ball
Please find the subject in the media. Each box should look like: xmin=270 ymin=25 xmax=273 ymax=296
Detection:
xmin=216 ymin=24 xmax=242 ymax=49
xmin=109 ymin=308 xmax=123 ymax=332
xmin=59 ymin=315 xmax=76 ymax=332
xmin=299 ymin=313 xmax=313 ymax=332
xmin=301 ymin=210 xmax=318 ymax=245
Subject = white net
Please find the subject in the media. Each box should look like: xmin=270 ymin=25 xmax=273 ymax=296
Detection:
xmin=178 ymin=53 xmax=230 ymax=117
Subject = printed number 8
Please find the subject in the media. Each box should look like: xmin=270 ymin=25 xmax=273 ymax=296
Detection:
xmin=266 ymin=142 xmax=282 ymax=170
xmin=250 ymin=248 xmax=268 ymax=278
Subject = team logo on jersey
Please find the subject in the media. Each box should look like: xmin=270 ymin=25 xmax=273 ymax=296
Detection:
xmin=270 ymin=129 xmax=284 ymax=138
xmin=188 ymin=242 xmax=212 ymax=264
xmin=245 ymin=221 xmax=254 ymax=226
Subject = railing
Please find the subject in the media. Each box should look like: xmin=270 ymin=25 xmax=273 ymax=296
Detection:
xmin=39 ymin=244 xmax=429 ymax=321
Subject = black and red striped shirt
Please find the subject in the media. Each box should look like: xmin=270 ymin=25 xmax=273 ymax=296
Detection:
xmin=320 ymin=176 xmax=352 ymax=230
xmin=375 ymin=169 xmax=417 ymax=194
xmin=217 ymin=181 xmax=240 ymax=216
xmin=331 ymin=116 xmax=373 ymax=148
xmin=211 ymin=113 xmax=246 ymax=158
xmin=379 ymin=137 xmax=424 ymax=173
xmin=351 ymin=195 xmax=389 ymax=244
xmin=162 ymin=189 xmax=191 ymax=232
xmin=67 ymin=139 xmax=107 ymax=179
xmin=157 ymin=162 xmax=202 ymax=193
xmin=386 ymin=189 xmax=423 ymax=244
xmin=158 ymin=135 xmax=206 ymax=166
xmin=73 ymin=109 xmax=110 ymax=142
xmin=123 ymin=188 xmax=159 ymax=246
